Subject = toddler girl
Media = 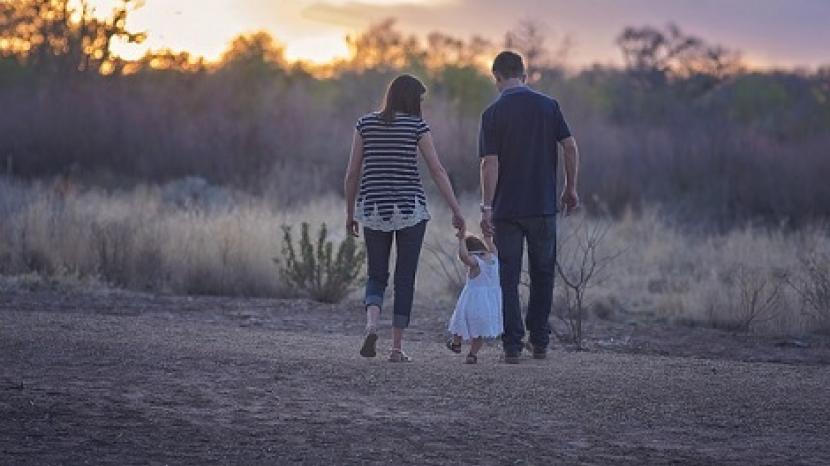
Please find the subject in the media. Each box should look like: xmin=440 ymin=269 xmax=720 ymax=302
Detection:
xmin=446 ymin=229 xmax=503 ymax=363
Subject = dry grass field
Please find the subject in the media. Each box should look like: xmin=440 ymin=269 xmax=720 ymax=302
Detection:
xmin=1 ymin=177 xmax=828 ymax=336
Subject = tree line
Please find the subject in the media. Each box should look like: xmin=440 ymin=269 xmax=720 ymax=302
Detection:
xmin=1 ymin=1 xmax=829 ymax=227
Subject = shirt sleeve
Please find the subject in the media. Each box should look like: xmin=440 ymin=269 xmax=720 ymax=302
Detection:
xmin=355 ymin=116 xmax=365 ymax=137
xmin=478 ymin=108 xmax=499 ymax=158
xmin=552 ymin=101 xmax=572 ymax=142
xmin=416 ymin=118 xmax=430 ymax=140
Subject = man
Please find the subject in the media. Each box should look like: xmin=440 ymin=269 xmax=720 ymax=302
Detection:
xmin=479 ymin=51 xmax=580 ymax=364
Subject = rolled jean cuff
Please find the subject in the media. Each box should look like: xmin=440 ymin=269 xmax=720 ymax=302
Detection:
xmin=365 ymin=295 xmax=383 ymax=310
xmin=392 ymin=313 xmax=410 ymax=329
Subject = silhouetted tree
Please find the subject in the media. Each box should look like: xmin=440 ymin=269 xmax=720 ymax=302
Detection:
xmin=220 ymin=31 xmax=285 ymax=70
xmin=0 ymin=0 xmax=145 ymax=75
xmin=504 ymin=19 xmax=547 ymax=77
xmin=616 ymin=23 xmax=741 ymax=93
xmin=130 ymin=48 xmax=205 ymax=73
xmin=503 ymin=19 xmax=571 ymax=81
xmin=426 ymin=32 xmax=492 ymax=70
xmin=346 ymin=18 xmax=424 ymax=72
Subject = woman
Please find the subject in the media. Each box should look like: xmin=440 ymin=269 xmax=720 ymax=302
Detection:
xmin=344 ymin=74 xmax=465 ymax=362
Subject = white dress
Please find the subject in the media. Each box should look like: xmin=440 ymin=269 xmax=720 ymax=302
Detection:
xmin=448 ymin=254 xmax=503 ymax=341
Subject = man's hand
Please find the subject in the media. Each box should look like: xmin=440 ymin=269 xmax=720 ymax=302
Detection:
xmin=346 ymin=216 xmax=360 ymax=237
xmin=560 ymin=187 xmax=579 ymax=215
xmin=480 ymin=210 xmax=495 ymax=237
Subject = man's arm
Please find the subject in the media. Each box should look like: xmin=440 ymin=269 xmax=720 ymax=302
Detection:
xmin=559 ymin=136 xmax=579 ymax=214
xmin=480 ymin=155 xmax=498 ymax=236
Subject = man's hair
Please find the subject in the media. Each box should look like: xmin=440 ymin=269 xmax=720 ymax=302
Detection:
xmin=492 ymin=51 xmax=525 ymax=79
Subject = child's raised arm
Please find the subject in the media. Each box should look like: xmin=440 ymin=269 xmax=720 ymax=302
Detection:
xmin=483 ymin=233 xmax=498 ymax=254
xmin=457 ymin=230 xmax=478 ymax=268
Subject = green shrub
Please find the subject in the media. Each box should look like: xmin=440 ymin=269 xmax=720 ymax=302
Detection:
xmin=275 ymin=222 xmax=365 ymax=303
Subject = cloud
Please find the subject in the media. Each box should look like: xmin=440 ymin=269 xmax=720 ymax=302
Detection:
xmin=301 ymin=2 xmax=374 ymax=29
xmin=301 ymin=1 xmax=440 ymax=29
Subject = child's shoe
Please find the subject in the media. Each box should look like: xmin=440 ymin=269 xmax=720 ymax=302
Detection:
xmin=446 ymin=339 xmax=462 ymax=354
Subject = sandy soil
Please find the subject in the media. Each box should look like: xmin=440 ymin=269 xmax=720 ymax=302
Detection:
xmin=1 ymin=290 xmax=829 ymax=465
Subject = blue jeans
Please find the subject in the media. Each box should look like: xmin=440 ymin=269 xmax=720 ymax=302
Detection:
xmin=494 ymin=215 xmax=557 ymax=353
xmin=363 ymin=220 xmax=427 ymax=329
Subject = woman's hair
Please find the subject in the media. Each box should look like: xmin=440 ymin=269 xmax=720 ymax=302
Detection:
xmin=379 ymin=74 xmax=426 ymax=123
xmin=465 ymin=235 xmax=488 ymax=254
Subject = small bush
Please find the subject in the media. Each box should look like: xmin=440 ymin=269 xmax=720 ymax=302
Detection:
xmin=276 ymin=222 xmax=365 ymax=303
xmin=789 ymin=252 xmax=830 ymax=334
xmin=553 ymin=216 xmax=623 ymax=349
xmin=712 ymin=264 xmax=784 ymax=332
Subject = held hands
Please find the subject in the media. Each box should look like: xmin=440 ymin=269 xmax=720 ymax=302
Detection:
xmin=560 ymin=187 xmax=580 ymax=216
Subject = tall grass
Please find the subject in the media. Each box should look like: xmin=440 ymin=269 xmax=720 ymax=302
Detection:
xmin=1 ymin=176 xmax=827 ymax=335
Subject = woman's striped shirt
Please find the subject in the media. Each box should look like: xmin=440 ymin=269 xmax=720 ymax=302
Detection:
xmin=355 ymin=112 xmax=431 ymax=232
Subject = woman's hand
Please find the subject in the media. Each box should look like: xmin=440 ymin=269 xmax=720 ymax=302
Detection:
xmin=452 ymin=210 xmax=465 ymax=235
xmin=346 ymin=216 xmax=360 ymax=237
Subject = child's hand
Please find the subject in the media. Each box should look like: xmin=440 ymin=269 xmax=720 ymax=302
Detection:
xmin=455 ymin=228 xmax=466 ymax=240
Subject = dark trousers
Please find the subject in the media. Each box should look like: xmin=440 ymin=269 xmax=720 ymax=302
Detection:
xmin=363 ymin=220 xmax=427 ymax=329
xmin=495 ymin=215 xmax=557 ymax=353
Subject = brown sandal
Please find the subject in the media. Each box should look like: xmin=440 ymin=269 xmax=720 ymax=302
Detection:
xmin=465 ymin=353 xmax=478 ymax=364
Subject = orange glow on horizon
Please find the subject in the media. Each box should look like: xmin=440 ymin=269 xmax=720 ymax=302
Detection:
xmin=87 ymin=0 xmax=367 ymax=65
xmin=69 ymin=0 xmax=827 ymax=71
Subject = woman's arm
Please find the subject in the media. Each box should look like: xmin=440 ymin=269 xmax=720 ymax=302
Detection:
xmin=418 ymin=132 xmax=465 ymax=232
xmin=344 ymin=129 xmax=364 ymax=237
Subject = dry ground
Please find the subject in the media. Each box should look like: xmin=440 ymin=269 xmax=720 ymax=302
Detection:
xmin=1 ymin=290 xmax=829 ymax=465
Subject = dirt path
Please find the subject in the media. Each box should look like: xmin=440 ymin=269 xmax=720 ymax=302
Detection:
xmin=1 ymin=291 xmax=829 ymax=465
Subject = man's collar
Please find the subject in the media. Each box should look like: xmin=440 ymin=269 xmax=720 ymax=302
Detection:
xmin=501 ymin=85 xmax=529 ymax=95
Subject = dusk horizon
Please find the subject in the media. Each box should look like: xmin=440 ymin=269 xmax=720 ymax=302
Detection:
xmin=98 ymin=0 xmax=830 ymax=69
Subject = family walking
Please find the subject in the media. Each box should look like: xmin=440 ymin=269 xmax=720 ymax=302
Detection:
xmin=344 ymin=51 xmax=580 ymax=364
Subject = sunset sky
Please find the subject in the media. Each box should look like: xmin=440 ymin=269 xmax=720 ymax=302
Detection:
xmin=99 ymin=0 xmax=830 ymax=68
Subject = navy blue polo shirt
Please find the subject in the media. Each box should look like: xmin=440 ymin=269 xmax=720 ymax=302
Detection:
xmin=479 ymin=86 xmax=572 ymax=220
